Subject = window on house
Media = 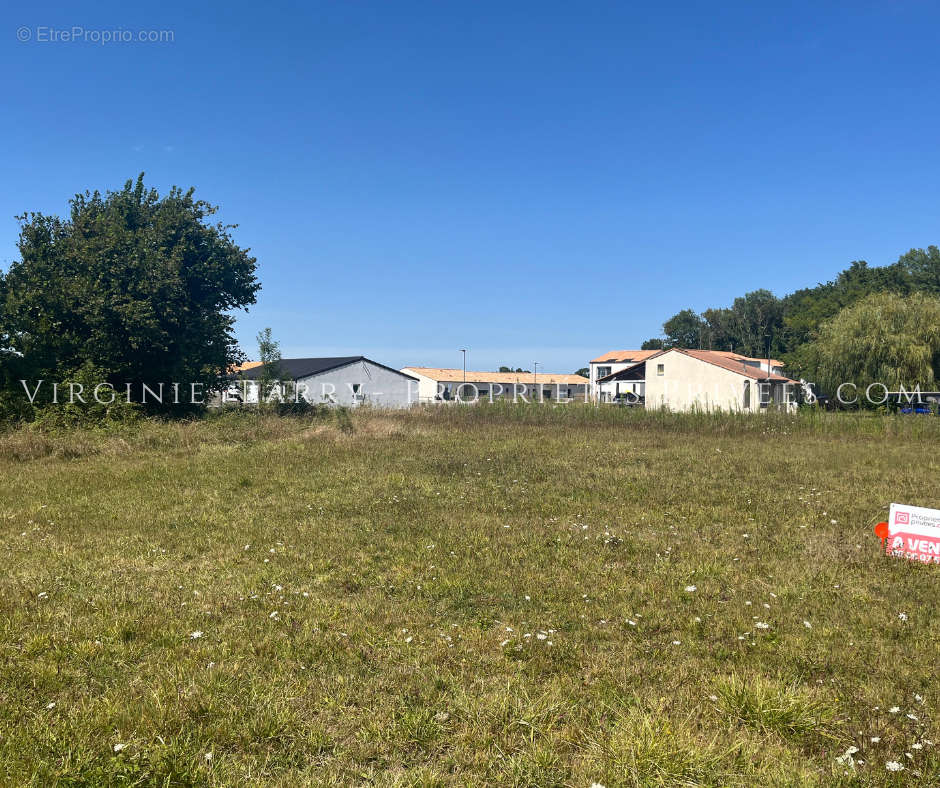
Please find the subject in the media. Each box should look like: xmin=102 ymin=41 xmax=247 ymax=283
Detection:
xmin=656 ymin=364 xmax=664 ymax=376
xmin=596 ymin=366 xmax=611 ymax=378
xmin=759 ymin=382 xmax=773 ymax=407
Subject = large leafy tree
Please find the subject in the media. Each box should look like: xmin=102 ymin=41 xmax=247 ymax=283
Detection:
xmin=726 ymin=289 xmax=783 ymax=358
xmin=801 ymin=292 xmax=940 ymax=395
xmin=780 ymin=260 xmax=907 ymax=352
xmin=662 ymin=308 xmax=704 ymax=348
xmin=897 ymin=245 xmax=940 ymax=295
xmin=0 ymin=175 xmax=259 ymax=407
xmin=700 ymin=307 xmax=735 ymax=351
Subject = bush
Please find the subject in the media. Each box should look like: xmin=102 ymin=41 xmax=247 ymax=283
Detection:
xmin=25 ymin=362 xmax=140 ymax=430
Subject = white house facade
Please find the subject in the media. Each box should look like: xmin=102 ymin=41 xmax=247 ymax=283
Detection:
xmin=589 ymin=350 xmax=660 ymax=402
xmin=598 ymin=348 xmax=798 ymax=412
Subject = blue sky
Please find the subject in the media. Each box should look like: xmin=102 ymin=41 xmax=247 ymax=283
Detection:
xmin=3 ymin=1 xmax=939 ymax=373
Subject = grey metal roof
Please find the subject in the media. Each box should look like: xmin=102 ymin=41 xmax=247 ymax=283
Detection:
xmin=236 ymin=357 xmax=418 ymax=381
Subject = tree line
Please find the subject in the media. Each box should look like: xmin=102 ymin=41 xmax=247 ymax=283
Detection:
xmin=2 ymin=175 xmax=938 ymax=423
xmin=643 ymin=249 xmax=940 ymax=394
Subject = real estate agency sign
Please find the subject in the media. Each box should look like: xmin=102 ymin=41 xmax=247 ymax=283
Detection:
xmin=887 ymin=503 xmax=940 ymax=564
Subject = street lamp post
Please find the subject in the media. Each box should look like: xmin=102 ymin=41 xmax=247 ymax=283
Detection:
xmin=533 ymin=362 xmax=539 ymax=401
xmin=460 ymin=349 xmax=467 ymax=385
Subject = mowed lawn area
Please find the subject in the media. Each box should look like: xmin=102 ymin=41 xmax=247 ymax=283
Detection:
xmin=1 ymin=407 xmax=939 ymax=786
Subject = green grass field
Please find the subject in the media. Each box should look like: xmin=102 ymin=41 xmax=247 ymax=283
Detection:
xmin=1 ymin=406 xmax=939 ymax=786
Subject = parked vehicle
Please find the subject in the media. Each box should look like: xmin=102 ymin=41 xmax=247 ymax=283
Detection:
xmin=900 ymin=403 xmax=932 ymax=415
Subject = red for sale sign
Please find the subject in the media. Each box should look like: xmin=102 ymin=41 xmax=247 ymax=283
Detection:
xmin=887 ymin=503 xmax=940 ymax=564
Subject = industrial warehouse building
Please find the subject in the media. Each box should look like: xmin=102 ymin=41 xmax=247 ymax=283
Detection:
xmin=401 ymin=367 xmax=589 ymax=403
xmin=227 ymin=357 xmax=420 ymax=408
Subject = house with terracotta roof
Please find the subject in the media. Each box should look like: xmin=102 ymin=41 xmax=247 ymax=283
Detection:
xmin=588 ymin=350 xmax=662 ymax=403
xmin=596 ymin=348 xmax=798 ymax=412
xmin=401 ymin=367 xmax=589 ymax=403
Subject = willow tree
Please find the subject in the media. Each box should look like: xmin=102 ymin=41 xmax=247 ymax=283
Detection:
xmin=805 ymin=292 xmax=940 ymax=395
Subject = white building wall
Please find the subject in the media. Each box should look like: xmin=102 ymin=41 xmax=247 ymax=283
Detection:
xmin=643 ymin=350 xmax=753 ymax=412
xmin=590 ymin=361 xmax=638 ymax=402
xmin=298 ymin=361 xmax=418 ymax=408
xmin=399 ymin=372 xmax=589 ymax=403
xmin=400 ymin=369 xmax=440 ymax=403
xmin=229 ymin=361 xmax=419 ymax=408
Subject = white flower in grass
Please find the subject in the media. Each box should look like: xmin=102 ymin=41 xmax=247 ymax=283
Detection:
xmin=113 ymin=742 xmax=126 ymax=753
xmin=405 ymin=636 xmax=413 ymax=643
xmin=590 ymin=783 xmax=606 ymax=788
xmin=672 ymin=640 xmax=681 ymax=645
xmin=898 ymin=612 xmax=908 ymax=621
xmin=46 ymin=701 xmax=56 ymax=709
xmin=911 ymin=743 xmax=923 ymax=750
xmin=627 ymin=620 xmax=637 ymax=627
xmin=871 ymin=737 xmax=881 ymax=743
xmin=189 ymin=631 xmax=204 ymax=639
xmin=536 ymin=633 xmax=547 ymax=641
xmin=906 ymin=713 xmax=919 ymax=721
xmin=885 ymin=760 xmax=904 ymax=771
xmin=684 ymin=585 xmax=697 ymax=593
xmin=836 ymin=745 xmax=858 ymax=765
xmin=269 ymin=611 xmax=280 ymax=620
xmin=755 ymin=622 xmax=770 ymax=630
xmin=205 ymin=752 xmax=213 ymax=761
xmin=888 ymin=706 xmax=900 ymax=714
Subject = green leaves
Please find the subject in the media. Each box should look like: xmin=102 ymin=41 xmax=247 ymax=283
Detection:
xmin=803 ymin=292 xmax=940 ymax=395
xmin=1 ymin=175 xmax=260 ymax=415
